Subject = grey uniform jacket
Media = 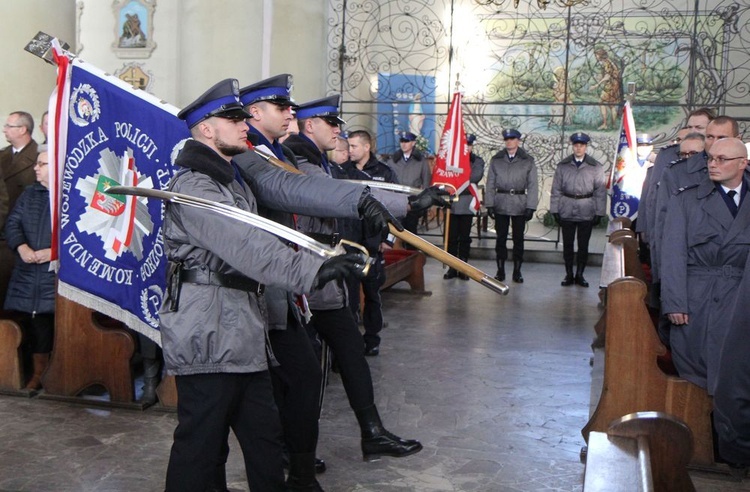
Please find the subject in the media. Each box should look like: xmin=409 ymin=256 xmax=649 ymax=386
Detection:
xmin=484 ymin=148 xmax=538 ymax=216
xmin=636 ymin=143 xmax=679 ymax=239
xmin=660 ymin=178 xmax=750 ymax=393
xmin=159 ymin=140 xmax=325 ymax=376
xmin=387 ymin=150 xmax=432 ymax=189
xmin=450 ymin=153 xmax=486 ymax=216
xmin=650 ymin=153 xmax=707 ymax=282
xmin=549 ymin=154 xmax=606 ymax=221
xmin=234 ymin=149 xmax=368 ymax=329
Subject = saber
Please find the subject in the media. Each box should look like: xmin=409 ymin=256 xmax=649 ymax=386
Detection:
xmin=249 ymin=144 xmax=422 ymax=195
xmin=106 ymin=186 xmax=372 ymax=275
xmin=245 ymin=145 xmax=508 ymax=295
xmin=388 ymin=225 xmax=508 ymax=295
xmin=342 ymin=180 xmax=422 ymax=195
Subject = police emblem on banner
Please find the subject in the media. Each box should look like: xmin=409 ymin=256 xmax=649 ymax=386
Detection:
xmin=69 ymin=83 xmax=101 ymax=127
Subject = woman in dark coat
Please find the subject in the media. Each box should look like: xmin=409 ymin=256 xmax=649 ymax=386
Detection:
xmin=3 ymin=146 xmax=55 ymax=390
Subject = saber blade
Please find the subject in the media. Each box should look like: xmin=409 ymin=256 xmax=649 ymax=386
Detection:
xmin=105 ymin=186 xmax=371 ymax=272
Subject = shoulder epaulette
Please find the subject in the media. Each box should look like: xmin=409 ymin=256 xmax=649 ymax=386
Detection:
xmin=674 ymin=183 xmax=699 ymax=195
xmin=667 ymin=157 xmax=687 ymax=167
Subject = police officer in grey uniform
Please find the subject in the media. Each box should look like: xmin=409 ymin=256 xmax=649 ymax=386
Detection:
xmin=484 ymin=129 xmax=537 ymax=283
xmin=660 ymin=137 xmax=750 ymax=395
xmin=550 ymin=132 xmax=606 ymax=287
xmin=161 ymin=79 xmax=366 ymax=492
xmin=387 ymin=131 xmax=432 ymax=236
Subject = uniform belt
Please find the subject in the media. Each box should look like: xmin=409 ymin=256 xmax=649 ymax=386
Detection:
xmin=495 ymin=188 xmax=527 ymax=195
xmin=306 ymin=232 xmax=340 ymax=247
xmin=687 ymin=265 xmax=744 ymax=278
xmin=179 ymin=268 xmax=265 ymax=295
xmin=562 ymin=192 xmax=593 ymax=199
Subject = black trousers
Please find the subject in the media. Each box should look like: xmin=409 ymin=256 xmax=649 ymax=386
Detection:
xmin=447 ymin=214 xmax=474 ymax=260
xmin=361 ymin=254 xmax=385 ymax=348
xmin=494 ymin=214 xmax=526 ymax=262
xmin=308 ymin=307 xmax=374 ymax=411
xmin=269 ymin=313 xmax=322 ymax=454
xmin=560 ymin=219 xmax=594 ymax=266
xmin=18 ymin=313 xmax=54 ymax=353
xmin=402 ymin=210 xmax=421 ymax=236
xmin=166 ymin=372 xmax=285 ymax=492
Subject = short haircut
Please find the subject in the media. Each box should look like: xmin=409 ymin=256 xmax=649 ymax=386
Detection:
xmin=688 ymin=107 xmax=716 ymax=121
xmin=37 ymin=144 xmax=48 ymax=154
xmin=336 ymin=136 xmax=349 ymax=146
xmin=710 ymin=115 xmax=739 ymax=136
xmin=11 ymin=111 xmax=34 ymax=133
xmin=682 ymin=132 xmax=705 ymax=143
xmin=348 ymin=129 xmax=372 ymax=146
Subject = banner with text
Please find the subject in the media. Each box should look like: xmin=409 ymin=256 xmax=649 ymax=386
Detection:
xmin=54 ymin=58 xmax=189 ymax=344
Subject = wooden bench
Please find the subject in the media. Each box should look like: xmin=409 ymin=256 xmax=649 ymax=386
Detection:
xmin=584 ymin=411 xmax=695 ymax=491
xmin=381 ymin=249 xmax=428 ymax=292
xmin=0 ymin=317 xmax=24 ymax=394
xmin=583 ymin=276 xmax=715 ymax=469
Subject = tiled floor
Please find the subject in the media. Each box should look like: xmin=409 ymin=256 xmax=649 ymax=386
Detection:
xmin=0 ymin=254 xmax=746 ymax=490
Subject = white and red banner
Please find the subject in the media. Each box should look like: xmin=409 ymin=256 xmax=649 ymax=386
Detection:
xmin=608 ymin=101 xmax=647 ymax=220
xmin=48 ymin=47 xmax=189 ymax=343
xmin=431 ymin=92 xmax=480 ymax=211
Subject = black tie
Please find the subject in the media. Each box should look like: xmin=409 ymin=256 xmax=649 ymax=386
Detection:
xmin=727 ymin=190 xmax=738 ymax=217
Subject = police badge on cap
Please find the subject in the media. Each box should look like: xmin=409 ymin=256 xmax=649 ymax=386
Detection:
xmin=295 ymin=95 xmax=346 ymax=125
xmin=177 ymin=78 xmax=250 ymax=128
xmin=570 ymin=132 xmax=591 ymax=144
xmin=239 ymin=74 xmax=298 ymax=108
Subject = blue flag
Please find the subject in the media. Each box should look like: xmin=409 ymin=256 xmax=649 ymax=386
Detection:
xmin=53 ymin=59 xmax=189 ymax=344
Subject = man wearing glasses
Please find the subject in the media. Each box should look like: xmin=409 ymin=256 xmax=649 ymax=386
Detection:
xmin=2 ymin=111 xmax=39 ymax=230
xmin=660 ymin=137 xmax=750 ymax=400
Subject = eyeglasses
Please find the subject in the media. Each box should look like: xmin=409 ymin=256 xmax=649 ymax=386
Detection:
xmin=3 ymin=124 xmax=23 ymax=129
xmin=678 ymin=151 xmax=699 ymax=159
xmin=706 ymin=155 xmax=746 ymax=164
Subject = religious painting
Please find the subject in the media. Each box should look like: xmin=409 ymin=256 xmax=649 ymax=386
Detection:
xmin=376 ymin=73 xmax=437 ymax=156
xmin=112 ymin=0 xmax=157 ymax=58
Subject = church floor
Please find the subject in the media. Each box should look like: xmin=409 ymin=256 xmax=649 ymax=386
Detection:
xmin=0 ymin=259 xmax=746 ymax=491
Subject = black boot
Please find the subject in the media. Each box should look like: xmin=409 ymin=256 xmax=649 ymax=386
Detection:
xmin=561 ymin=263 xmax=574 ymax=286
xmin=285 ymin=453 xmax=324 ymax=491
xmin=443 ymin=268 xmax=458 ymax=279
xmin=140 ymin=357 xmax=161 ymax=406
xmin=512 ymin=260 xmax=523 ymax=283
xmin=495 ymin=260 xmax=505 ymax=281
xmin=355 ymin=405 xmax=423 ymax=461
xmin=575 ymin=263 xmax=589 ymax=287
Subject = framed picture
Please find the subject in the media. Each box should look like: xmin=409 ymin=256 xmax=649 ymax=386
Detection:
xmin=112 ymin=0 xmax=156 ymax=58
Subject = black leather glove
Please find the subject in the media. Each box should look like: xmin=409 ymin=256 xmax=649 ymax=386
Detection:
xmin=593 ymin=215 xmax=604 ymax=226
xmin=553 ymin=213 xmax=561 ymax=224
xmin=313 ymin=253 xmax=367 ymax=289
xmin=524 ymin=209 xmax=534 ymax=222
xmin=408 ymin=186 xmax=451 ymax=213
xmin=487 ymin=208 xmax=495 ymax=220
xmin=358 ymin=193 xmax=404 ymax=239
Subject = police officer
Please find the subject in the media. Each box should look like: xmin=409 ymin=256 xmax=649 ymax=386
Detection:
xmin=161 ymin=79 xmax=365 ymax=492
xmin=484 ymin=129 xmax=537 ymax=283
xmin=285 ymin=96 xmax=424 ymax=461
xmin=387 ymin=131 xmax=432 ymax=236
xmin=550 ymin=132 xmax=606 ymax=287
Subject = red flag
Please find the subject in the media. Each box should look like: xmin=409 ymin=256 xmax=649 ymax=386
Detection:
xmin=49 ymin=39 xmax=71 ymax=265
xmin=431 ymin=92 xmax=480 ymax=211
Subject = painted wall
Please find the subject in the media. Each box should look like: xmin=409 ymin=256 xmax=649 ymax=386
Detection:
xmin=0 ymin=1 xmax=76 ymax=143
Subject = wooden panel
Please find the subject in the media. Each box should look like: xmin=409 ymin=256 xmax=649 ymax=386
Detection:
xmin=41 ymin=296 xmax=136 ymax=403
xmin=0 ymin=319 xmax=23 ymax=391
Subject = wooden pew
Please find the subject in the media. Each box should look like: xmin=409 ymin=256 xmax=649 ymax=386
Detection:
xmin=381 ymin=249 xmax=428 ymax=293
xmin=39 ymin=296 xmax=142 ymax=409
xmin=0 ymin=318 xmax=24 ymax=394
xmin=583 ymin=411 xmax=695 ymax=491
xmin=583 ymin=277 xmax=715 ymax=469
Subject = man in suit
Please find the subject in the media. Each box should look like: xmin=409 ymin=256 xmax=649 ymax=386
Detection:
xmin=1 ymin=111 xmax=38 ymax=230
